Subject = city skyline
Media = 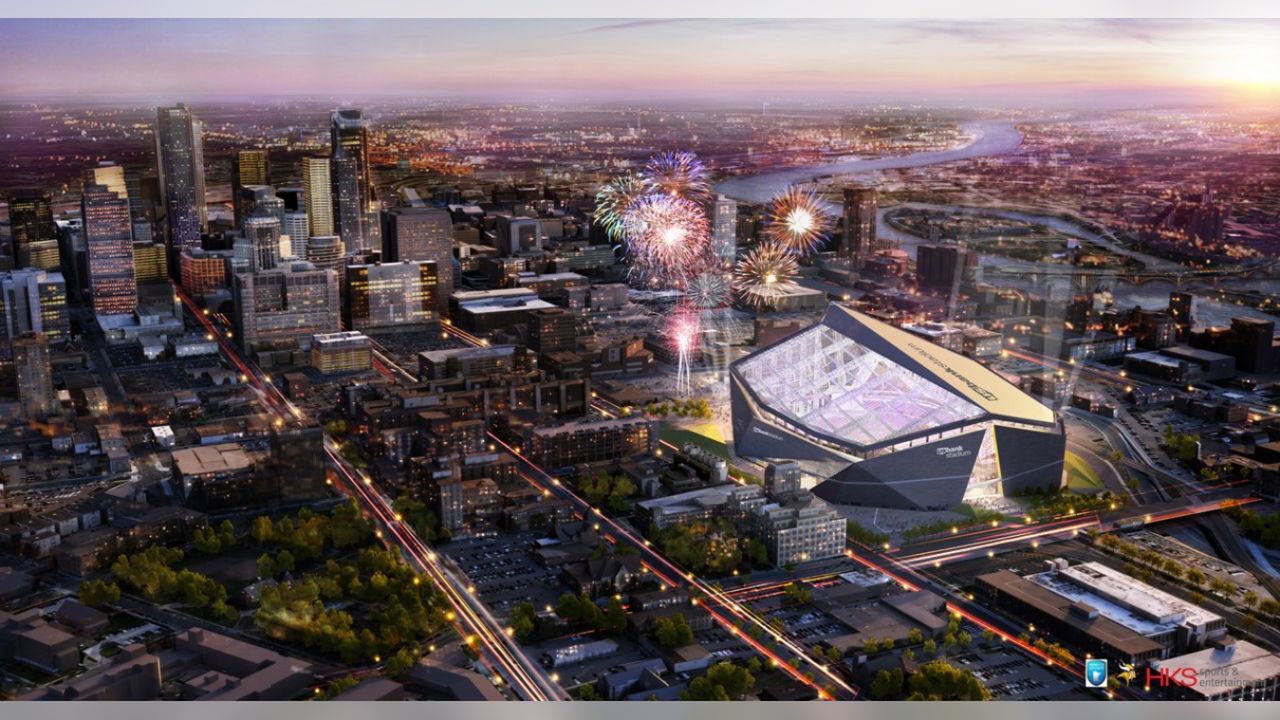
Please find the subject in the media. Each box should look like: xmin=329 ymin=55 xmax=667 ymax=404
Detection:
xmin=1 ymin=19 xmax=1279 ymax=106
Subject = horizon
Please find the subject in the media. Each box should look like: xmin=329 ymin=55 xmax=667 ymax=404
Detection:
xmin=2 ymin=18 xmax=1278 ymax=108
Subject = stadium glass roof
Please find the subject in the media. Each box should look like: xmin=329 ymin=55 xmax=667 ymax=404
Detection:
xmin=734 ymin=306 xmax=1055 ymax=450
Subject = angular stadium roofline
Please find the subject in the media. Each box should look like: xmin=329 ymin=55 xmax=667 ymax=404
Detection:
xmin=730 ymin=305 xmax=1056 ymax=456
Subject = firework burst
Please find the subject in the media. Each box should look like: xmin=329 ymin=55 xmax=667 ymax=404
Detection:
xmin=686 ymin=271 xmax=730 ymax=309
xmin=668 ymin=309 xmax=702 ymax=397
xmin=643 ymin=151 xmax=712 ymax=203
xmin=621 ymin=193 xmax=713 ymax=288
xmin=594 ymin=172 xmax=647 ymax=241
xmin=734 ymin=242 xmax=799 ymax=310
xmin=765 ymin=186 xmax=831 ymax=256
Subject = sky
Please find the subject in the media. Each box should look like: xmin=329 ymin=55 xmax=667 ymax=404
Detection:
xmin=1 ymin=19 xmax=1277 ymax=107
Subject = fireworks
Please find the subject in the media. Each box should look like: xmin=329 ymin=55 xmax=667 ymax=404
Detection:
xmin=686 ymin=271 xmax=730 ymax=309
xmin=734 ymin=242 xmax=799 ymax=309
xmin=643 ymin=150 xmax=712 ymax=203
xmin=668 ymin=310 xmax=702 ymax=397
xmin=765 ymin=186 xmax=830 ymax=256
xmin=621 ymin=193 xmax=712 ymax=287
xmin=594 ymin=172 xmax=647 ymax=241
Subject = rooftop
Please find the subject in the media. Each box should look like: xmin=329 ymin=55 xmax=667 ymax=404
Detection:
xmin=172 ymin=444 xmax=253 ymax=476
xmin=1152 ymin=640 xmax=1280 ymax=698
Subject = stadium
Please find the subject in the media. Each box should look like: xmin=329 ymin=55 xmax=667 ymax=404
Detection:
xmin=730 ymin=306 xmax=1065 ymax=510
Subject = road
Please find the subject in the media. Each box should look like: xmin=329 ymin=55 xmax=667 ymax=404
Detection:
xmin=170 ymin=282 xmax=565 ymax=702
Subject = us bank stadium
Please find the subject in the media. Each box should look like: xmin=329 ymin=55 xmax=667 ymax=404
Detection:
xmin=730 ymin=306 xmax=1065 ymax=510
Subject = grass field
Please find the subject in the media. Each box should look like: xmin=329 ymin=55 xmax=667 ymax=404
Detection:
xmin=659 ymin=422 xmax=730 ymax=460
xmin=1063 ymin=450 xmax=1104 ymax=493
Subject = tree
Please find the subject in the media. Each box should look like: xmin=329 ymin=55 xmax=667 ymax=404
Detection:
xmin=258 ymin=553 xmax=276 ymax=579
xmin=682 ymin=662 xmax=754 ymax=701
xmin=922 ymin=639 xmax=937 ymax=656
xmin=319 ymin=675 xmax=359 ymax=700
xmin=250 ymin=515 xmax=274 ymax=544
xmin=956 ymin=630 xmax=972 ymax=647
xmin=907 ymin=627 xmax=924 ymax=645
xmin=782 ymin=582 xmax=812 ymax=606
xmin=508 ymin=602 xmax=539 ymax=642
xmin=1186 ymin=568 xmax=1206 ymax=588
xmin=1241 ymin=613 xmax=1258 ymax=632
xmin=869 ymin=668 xmax=905 ymax=700
xmin=863 ymin=637 xmax=880 ymax=654
xmin=575 ymin=683 xmax=601 ymax=701
xmin=276 ymin=549 xmax=296 ymax=575
xmin=906 ymin=659 xmax=991 ymax=701
xmin=826 ymin=646 xmax=844 ymax=664
xmin=385 ymin=646 xmax=420 ymax=678
xmin=653 ymin=613 xmax=695 ymax=649
xmin=1243 ymin=590 xmax=1259 ymax=608
xmin=79 ymin=579 xmax=121 ymax=608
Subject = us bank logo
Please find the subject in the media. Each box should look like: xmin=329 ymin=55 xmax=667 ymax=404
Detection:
xmin=1085 ymin=659 xmax=1108 ymax=688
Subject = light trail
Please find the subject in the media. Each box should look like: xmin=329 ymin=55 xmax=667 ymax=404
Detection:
xmin=171 ymin=283 xmax=562 ymax=701
xmin=489 ymin=434 xmax=857 ymax=700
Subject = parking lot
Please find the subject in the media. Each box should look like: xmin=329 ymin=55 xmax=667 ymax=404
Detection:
xmin=444 ymin=531 xmax=565 ymax=618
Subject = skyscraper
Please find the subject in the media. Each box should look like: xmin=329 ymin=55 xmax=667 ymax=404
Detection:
xmin=343 ymin=261 xmax=438 ymax=331
xmin=154 ymin=104 xmax=207 ymax=251
xmin=706 ymin=194 xmax=738 ymax=264
xmin=282 ymin=211 xmax=310 ymax=259
xmin=82 ymin=180 xmax=137 ymax=316
xmin=302 ymin=157 xmax=334 ymax=238
xmin=242 ymin=213 xmax=283 ymax=272
xmin=842 ymin=185 xmax=877 ymax=269
xmin=330 ymin=109 xmax=372 ymax=252
xmin=1 ymin=269 xmax=69 ymax=345
xmin=381 ymin=207 xmax=453 ymax=315
xmin=7 ymin=188 xmax=57 ymax=270
xmin=13 ymin=331 xmax=57 ymax=417
xmin=231 ymin=149 xmax=270 ymax=229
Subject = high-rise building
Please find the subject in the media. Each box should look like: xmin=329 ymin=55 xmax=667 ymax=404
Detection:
xmin=81 ymin=180 xmax=137 ymax=316
xmin=842 ymin=185 xmax=877 ymax=269
xmin=1230 ymin=317 xmax=1275 ymax=374
xmin=706 ymin=194 xmax=738 ymax=264
xmin=1169 ymin=291 xmax=1194 ymax=336
xmin=154 ymin=104 xmax=207 ymax=251
xmin=87 ymin=163 xmax=128 ymax=200
xmin=330 ymin=109 xmax=373 ymax=252
xmin=234 ymin=184 xmax=276 ymax=231
xmin=305 ymin=235 xmax=345 ymax=274
xmin=302 ymin=158 xmax=334 ymax=238
xmin=231 ymin=150 xmax=270 ymax=229
xmin=276 ymin=186 xmax=306 ymax=213
xmin=179 ymin=248 xmax=229 ymax=297
xmin=343 ymin=261 xmax=438 ymax=331
xmin=13 ymin=331 xmax=57 ymax=417
xmin=528 ymin=306 xmax=577 ymax=355
xmin=381 ymin=207 xmax=452 ymax=314
xmin=132 ymin=241 xmax=168 ymax=283
xmin=916 ymin=243 xmax=976 ymax=294
xmin=231 ymin=263 xmax=340 ymax=348
xmin=7 ymin=188 xmax=57 ymax=270
xmin=282 ymin=211 xmax=310 ymax=259
xmin=494 ymin=216 xmax=541 ymax=256
xmin=1 ymin=269 xmax=69 ymax=345
xmin=242 ymin=213 xmax=282 ymax=272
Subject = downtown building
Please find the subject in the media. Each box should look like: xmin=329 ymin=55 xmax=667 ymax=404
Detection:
xmin=1 ymin=269 xmax=69 ymax=345
xmin=330 ymin=109 xmax=374 ymax=252
xmin=731 ymin=305 xmax=1064 ymax=510
xmin=231 ymin=262 xmax=340 ymax=349
xmin=343 ymin=261 xmax=438 ymax=332
xmin=6 ymin=188 xmax=58 ymax=270
xmin=381 ymin=207 xmax=453 ymax=315
xmin=81 ymin=180 xmax=138 ymax=316
xmin=154 ymin=104 xmax=207 ymax=251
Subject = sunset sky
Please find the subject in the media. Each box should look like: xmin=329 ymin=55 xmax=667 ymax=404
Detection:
xmin=1 ymin=19 xmax=1277 ymax=106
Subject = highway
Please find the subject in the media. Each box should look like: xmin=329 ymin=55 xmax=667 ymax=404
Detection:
xmin=170 ymin=283 xmax=566 ymax=701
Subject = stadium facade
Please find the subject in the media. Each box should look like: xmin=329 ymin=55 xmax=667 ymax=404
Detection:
xmin=730 ymin=306 xmax=1064 ymax=510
